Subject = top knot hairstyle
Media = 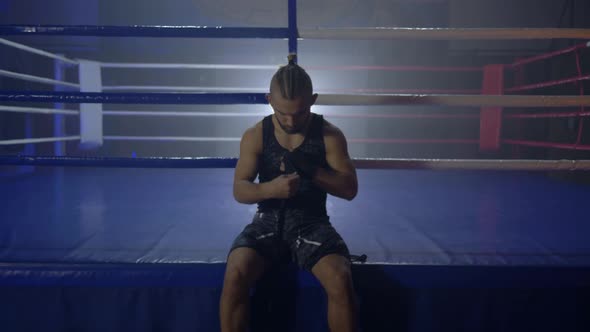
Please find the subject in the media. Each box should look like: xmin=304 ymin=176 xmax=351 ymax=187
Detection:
xmin=270 ymin=53 xmax=313 ymax=100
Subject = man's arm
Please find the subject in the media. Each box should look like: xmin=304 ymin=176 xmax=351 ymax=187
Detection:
xmin=313 ymin=122 xmax=358 ymax=200
xmin=233 ymin=125 xmax=271 ymax=204
xmin=233 ymin=124 xmax=300 ymax=204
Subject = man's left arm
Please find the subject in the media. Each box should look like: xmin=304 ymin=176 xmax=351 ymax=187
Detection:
xmin=313 ymin=124 xmax=358 ymax=200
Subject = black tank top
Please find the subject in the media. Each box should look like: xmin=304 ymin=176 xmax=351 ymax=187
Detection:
xmin=257 ymin=113 xmax=328 ymax=216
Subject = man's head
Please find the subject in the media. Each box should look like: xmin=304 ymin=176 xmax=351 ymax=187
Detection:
xmin=266 ymin=54 xmax=318 ymax=134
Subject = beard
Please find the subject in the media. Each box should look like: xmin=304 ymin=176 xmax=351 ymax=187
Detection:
xmin=275 ymin=113 xmax=310 ymax=134
xmin=277 ymin=121 xmax=301 ymax=134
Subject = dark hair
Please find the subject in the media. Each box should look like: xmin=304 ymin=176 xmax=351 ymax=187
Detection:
xmin=270 ymin=53 xmax=313 ymax=100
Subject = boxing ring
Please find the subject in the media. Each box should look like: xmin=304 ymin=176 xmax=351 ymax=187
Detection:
xmin=2 ymin=2 xmax=590 ymax=331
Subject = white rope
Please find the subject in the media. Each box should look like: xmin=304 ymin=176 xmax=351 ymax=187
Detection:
xmin=0 ymin=69 xmax=80 ymax=88
xmin=103 ymin=136 xmax=472 ymax=144
xmin=353 ymin=158 xmax=590 ymax=171
xmin=0 ymin=38 xmax=79 ymax=65
xmin=102 ymin=85 xmax=268 ymax=92
xmin=103 ymin=111 xmax=270 ymax=117
xmin=100 ymin=63 xmax=278 ymax=70
xmin=300 ymin=27 xmax=590 ymax=40
xmin=102 ymin=136 xmax=471 ymax=145
xmin=104 ymin=136 xmax=240 ymax=142
xmin=101 ymin=86 xmax=478 ymax=94
xmin=0 ymin=105 xmax=79 ymax=115
xmin=99 ymin=62 xmax=482 ymax=72
xmin=0 ymin=136 xmax=80 ymax=146
xmin=316 ymin=94 xmax=590 ymax=107
xmin=102 ymin=110 xmax=475 ymax=119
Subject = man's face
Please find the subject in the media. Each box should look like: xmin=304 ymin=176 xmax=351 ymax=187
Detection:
xmin=267 ymin=91 xmax=317 ymax=134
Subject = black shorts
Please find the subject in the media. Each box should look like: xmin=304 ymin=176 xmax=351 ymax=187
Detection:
xmin=229 ymin=209 xmax=350 ymax=271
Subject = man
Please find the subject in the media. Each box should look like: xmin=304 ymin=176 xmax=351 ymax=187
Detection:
xmin=220 ymin=54 xmax=358 ymax=332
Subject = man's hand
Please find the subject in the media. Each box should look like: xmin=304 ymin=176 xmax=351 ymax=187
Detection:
xmin=284 ymin=150 xmax=320 ymax=180
xmin=270 ymin=173 xmax=300 ymax=199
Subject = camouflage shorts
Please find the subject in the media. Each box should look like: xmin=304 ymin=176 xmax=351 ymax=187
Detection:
xmin=229 ymin=209 xmax=350 ymax=271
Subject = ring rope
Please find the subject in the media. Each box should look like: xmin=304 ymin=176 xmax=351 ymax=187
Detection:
xmin=3 ymin=92 xmax=590 ymax=107
xmin=100 ymin=62 xmax=482 ymax=72
xmin=317 ymin=94 xmax=590 ymax=107
xmin=101 ymin=63 xmax=279 ymax=70
xmin=0 ymin=38 xmax=79 ymax=65
xmin=102 ymin=86 xmax=269 ymax=92
xmin=1 ymin=156 xmax=590 ymax=171
xmin=0 ymin=69 xmax=80 ymax=88
xmin=503 ymin=139 xmax=590 ymax=151
xmin=353 ymin=158 xmax=590 ymax=171
xmin=104 ymin=136 xmax=240 ymax=142
xmin=299 ymin=27 xmax=590 ymax=40
xmin=0 ymin=105 xmax=78 ymax=115
xmin=0 ymin=136 xmax=80 ymax=145
xmin=2 ymin=25 xmax=590 ymax=40
xmin=102 ymin=136 xmax=479 ymax=145
xmin=102 ymin=110 xmax=477 ymax=119
xmin=0 ymin=25 xmax=290 ymax=39
xmin=103 ymin=111 xmax=270 ymax=117
xmin=101 ymin=86 xmax=479 ymax=95
xmin=505 ymin=111 xmax=590 ymax=119
xmin=508 ymin=42 xmax=589 ymax=68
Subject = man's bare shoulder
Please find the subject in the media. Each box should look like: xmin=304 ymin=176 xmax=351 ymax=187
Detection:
xmin=241 ymin=120 xmax=264 ymax=153
xmin=243 ymin=120 xmax=263 ymax=138
xmin=322 ymin=119 xmax=346 ymax=140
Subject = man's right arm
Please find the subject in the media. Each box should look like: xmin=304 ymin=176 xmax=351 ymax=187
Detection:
xmin=234 ymin=127 xmax=271 ymax=204
xmin=233 ymin=125 xmax=275 ymax=204
xmin=234 ymin=124 xmax=301 ymax=204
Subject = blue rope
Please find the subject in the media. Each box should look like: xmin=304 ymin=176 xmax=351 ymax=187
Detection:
xmin=0 ymin=91 xmax=268 ymax=104
xmin=0 ymin=156 xmax=238 ymax=168
xmin=0 ymin=25 xmax=290 ymax=38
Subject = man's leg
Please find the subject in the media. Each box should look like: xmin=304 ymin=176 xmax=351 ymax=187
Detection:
xmin=220 ymin=247 xmax=268 ymax=332
xmin=312 ymin=254 xmax=357 ymax=332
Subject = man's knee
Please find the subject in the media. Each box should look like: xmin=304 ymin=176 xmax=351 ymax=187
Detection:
xmin=223 ymin=247 xmax=267 ymax=292
xmin=327 ymin=269 xmax=353 ymax=296
xmin=313 ymin=255 xmax=354 ymax=297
